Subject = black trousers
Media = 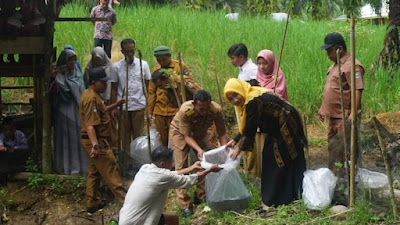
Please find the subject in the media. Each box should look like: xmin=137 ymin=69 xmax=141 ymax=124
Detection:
xmin=94 ymin=38 xmax=112 ymax=58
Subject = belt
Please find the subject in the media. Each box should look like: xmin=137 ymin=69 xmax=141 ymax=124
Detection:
xmin=81 ymin=135 xmax=108 ymax=139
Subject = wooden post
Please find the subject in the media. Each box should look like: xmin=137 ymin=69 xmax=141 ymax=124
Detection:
xmin=42 ymin=0 xmax=56 ymax=173
xmin=349 ymin=14 xmax=356 ymax=207
xmin=373 ymin=117 xmax=398 ymax=218
xmin=336 ymin=49 xmax=350 ymax=203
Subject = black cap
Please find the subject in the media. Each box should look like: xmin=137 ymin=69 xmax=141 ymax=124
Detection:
xmin=319 ymin=32 xmax=346 ymax=50
xmin=89 ymin=67 xmax=112 ymax=81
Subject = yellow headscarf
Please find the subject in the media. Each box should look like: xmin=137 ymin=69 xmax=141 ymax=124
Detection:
xmin=223 ymin=78 xmax=270 ymax=133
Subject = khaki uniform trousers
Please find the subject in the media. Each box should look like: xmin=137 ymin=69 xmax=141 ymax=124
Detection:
xmin=172 ymin=131 xmax=217 ymax=209
xmin=120 ymin=109 xmax=145 ymax=169
xmin=154 ymin=115 xmax=174 ymax=146
xmin=244 ymin=132 xmax=267 ymax=178
xmin=81 ymin=138 xmax=126 ymax=208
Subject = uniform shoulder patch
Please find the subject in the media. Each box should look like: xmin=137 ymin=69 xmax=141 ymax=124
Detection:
xmin=185 ymin=108 xmax=195 ymax=117
xmin=355 ymin=66 xmax=362 ymax=79
xmin=93 ymin=106 xmax=97 ymax=112
xmin=210 ymin=104 xmax=219 ymax=113
xmin=184 ymin=69 xmax=189 ymax=75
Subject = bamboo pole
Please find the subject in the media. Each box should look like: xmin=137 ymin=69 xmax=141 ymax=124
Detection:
xmin=273 ymin=10 xmax=290 ymax=93
xmin=122 ymin=55 xmax=129 ymax=174
xmin=138 ymin=50 xmax=151 ymax=159
xmin=349 ymin=14 xmax=356 ymax=207
xmin=178 ymin=51 xmax=186 ymax=103
xmin=373 ymin=117 xmax=398 ymax=218
xmin=302 ymin=114 xmax=310 ymax=168
xmin=234 ymin=107 xmax=247 ymax=180
xmin=336 ymin=49 xmax=350 ymax=203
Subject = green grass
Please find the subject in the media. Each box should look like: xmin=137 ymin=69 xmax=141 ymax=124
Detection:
xmin=54 ymin=3 xmax=399 ymax=123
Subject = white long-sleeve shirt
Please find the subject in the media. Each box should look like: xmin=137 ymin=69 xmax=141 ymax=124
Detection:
xmin=238 ymin=58 xmax=257 ymax=81
xmin=119 ymin=164 xmax=198 ymax=225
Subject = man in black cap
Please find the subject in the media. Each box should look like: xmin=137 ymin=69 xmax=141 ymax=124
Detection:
xmin=79 ymin=67 xmax=126 ymax=213
xmin=148 ymin=45 xmax=200 ymax=147
xmin=318 ymin=32 xmax=365 ymax=174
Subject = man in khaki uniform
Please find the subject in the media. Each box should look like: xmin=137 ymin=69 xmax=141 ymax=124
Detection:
xmin=80 ymin=67 xmax=127 ymax=213
xmin=318 ymin=32 xmax=364 ymax=174
xmin=148 ymin=46 xmax=200 ymax=146
xmin=169 ymin=90 xmax=227 ymax=217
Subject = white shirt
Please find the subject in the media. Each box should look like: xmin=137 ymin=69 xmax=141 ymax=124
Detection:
xmin=111 ymin=57 xmax=151 ymax=111
xmin=238 ymin=58 xmax=257 ymax=81
xmin=119 ymin=164 xmax=198 ymax=225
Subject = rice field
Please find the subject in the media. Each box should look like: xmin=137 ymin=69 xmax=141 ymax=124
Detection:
xmin=54 ymin=3 xmax=400 ymax=122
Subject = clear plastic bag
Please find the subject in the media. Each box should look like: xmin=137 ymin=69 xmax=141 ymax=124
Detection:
xmin=302 ymin=168 xmax=337 ymax=210
xmin=130 ymin=129 xmax=162 ymax=170
xmin=201 ymin=146 xmax=250 ymax=212
xmin=356 ymin=168 xmax=388 ymax=189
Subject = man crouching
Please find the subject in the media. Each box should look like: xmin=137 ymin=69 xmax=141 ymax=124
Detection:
xmin=119 ymin=146 xmax=221 ymax=225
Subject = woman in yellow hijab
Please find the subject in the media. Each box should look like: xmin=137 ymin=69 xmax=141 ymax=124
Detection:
xmin=224 ymin=78 xmax=306 ymax=212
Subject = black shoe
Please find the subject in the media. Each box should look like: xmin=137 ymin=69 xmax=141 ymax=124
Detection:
xmin=193 ymin=196 xmax=204 ymax=205
xmin=182 ymin=208 xmax=193 ymax=217
xmin=86 ymin=200 xmax=107 ymax=213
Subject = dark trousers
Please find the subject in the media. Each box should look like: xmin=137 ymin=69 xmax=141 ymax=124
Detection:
xmin=94 ymin=38 xmax=112 ymax=58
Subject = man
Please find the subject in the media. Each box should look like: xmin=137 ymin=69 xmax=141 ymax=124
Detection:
xmin=0 ymin=118 xmax=29 ymax=184
xmin=119 ymin=146 xmax=221 ymax=225
xmin=148 ymin=46 xmax=200 ymax=146
xmin=169 ymin=89 xmax=227 ymax=216
xmin=110 ymin=38 xmax=151 ymax=174
xmin=80 ymin=67 xmax=126 ymax=213
xmin=227 ymin=43 xmax=258 ymax=83
xmin=318 ymin=32 xmax=365 ymax=174
xmin=90 ymin=0 xmax=117 ymax=58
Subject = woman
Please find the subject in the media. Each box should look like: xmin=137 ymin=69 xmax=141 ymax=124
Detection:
xmin=256 ymin=50 xmax=289 ymax=101
xmin=224 ymin=78 xmax=306 ymax=211
xmin=49 ymin=50 xmax=87 ymax=174
xmin=84 ymin=47 xmax=113 ymax=102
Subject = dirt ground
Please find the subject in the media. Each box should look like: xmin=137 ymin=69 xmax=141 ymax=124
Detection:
xmin=2 ymin=41 xmax=400 ymax=224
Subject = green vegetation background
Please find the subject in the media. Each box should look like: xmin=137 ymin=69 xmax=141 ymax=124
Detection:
xmin=55 ymin=3 xmax=400 ymax=123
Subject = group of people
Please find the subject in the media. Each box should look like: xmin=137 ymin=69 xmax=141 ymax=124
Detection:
xmin=0 ymin=0 xmax=365 ymax=223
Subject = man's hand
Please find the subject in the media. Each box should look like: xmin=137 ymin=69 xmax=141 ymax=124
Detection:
xmin=190 ymin=161 xmax=203 ymax=171
xmin=113 ymin=0 xmax=121 ymax=5
xmin=117 ymin=98 xmax=125 ymax=106
xmin=111 ymin=108 xmax=118 ymax=120
xmin=210 ymin=164 xmax=222 ymax=172
xmin=147 ymin=114 xmax=153 ymax=124
xmin=318 ymin=112 xmax=324 ymax=122
xmin=197 ymin=149 xmax=205 ymax=160
xmin=225 ymin=139 xmax=236 ymax=148
xmin=90 ymin=148 xmax=99 ymax=158
xmin=0 ymin=146 xmax=6 ymax=151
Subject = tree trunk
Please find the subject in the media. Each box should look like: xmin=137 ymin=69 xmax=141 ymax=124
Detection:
xmin=377 ymin=0 xmax=400 ymax=70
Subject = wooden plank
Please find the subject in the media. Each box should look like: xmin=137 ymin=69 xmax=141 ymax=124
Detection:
xmin=1 ymin=86 xmax=34 ymax=89
xmin=2 ymin=102 xmax=32 ymax=105
xmin=0 ymin=37 xmax=46 ymax=54
xmin=55 ymin=17 xmax=109 ymax=22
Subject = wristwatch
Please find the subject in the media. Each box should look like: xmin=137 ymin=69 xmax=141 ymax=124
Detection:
xmin=92 ymin=144 xmax=99 ymax=150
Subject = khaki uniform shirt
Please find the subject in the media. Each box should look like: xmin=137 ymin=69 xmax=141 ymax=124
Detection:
xmin=148 ymin=60 xmax=200 ymax=116
xmin=319 ymin=52 xmax=365 ymax=118
xmin=79 ymin=88 xmax=111 ymax=138
xmin=169 ymin=101 xmax=226 ymax=150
